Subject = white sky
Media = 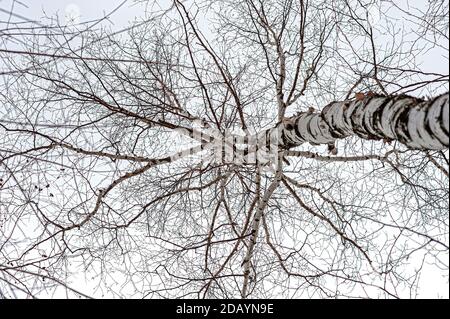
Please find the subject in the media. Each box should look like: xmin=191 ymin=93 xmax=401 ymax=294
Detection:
xmin=0 ymin=0 xmax=144 ymax=29
xmin=1 ymin=0 xmax=447 ymax=77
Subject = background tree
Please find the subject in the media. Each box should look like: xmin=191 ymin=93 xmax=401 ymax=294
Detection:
xmin=0 ymin=0 xmax=448 ymax=298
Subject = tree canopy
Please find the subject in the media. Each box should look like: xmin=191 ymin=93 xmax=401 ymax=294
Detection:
xmin=0 ymin=0 xmax=448 ymax=299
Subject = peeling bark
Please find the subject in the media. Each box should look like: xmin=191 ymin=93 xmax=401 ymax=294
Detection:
xmin=276 ymin=93 xmax=449 ymax=150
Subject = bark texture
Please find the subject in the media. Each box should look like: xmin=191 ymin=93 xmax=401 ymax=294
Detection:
xmin=277 ymin=93 xmax=449 ymax=150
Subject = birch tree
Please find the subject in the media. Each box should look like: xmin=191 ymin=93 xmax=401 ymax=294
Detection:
xmin=0 ymin=0 xmax=448 ymax=298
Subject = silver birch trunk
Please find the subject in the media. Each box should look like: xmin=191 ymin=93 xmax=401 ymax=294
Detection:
xmin=275 ymin=93 xmax=449 ymax=150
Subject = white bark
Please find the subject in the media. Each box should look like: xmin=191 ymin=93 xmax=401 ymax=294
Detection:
xmin=277 ymin=93 xmax=449 ymax=150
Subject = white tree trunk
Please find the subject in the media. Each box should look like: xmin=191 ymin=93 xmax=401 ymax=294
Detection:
xmin=277 ymin=93 xmax=449 ymax=150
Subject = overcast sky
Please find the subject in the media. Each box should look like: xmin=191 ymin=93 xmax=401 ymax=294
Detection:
xmin=1 ymin=0 xmax=447 ymax=80
xmin=0 ymin=0 xmax=144 ymax=29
